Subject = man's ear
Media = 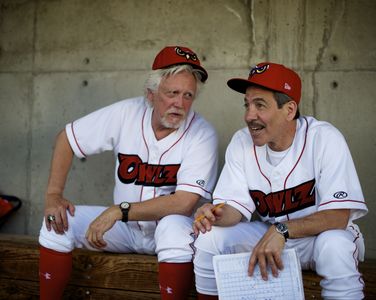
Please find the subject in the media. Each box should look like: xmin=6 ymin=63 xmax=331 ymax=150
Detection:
xmin=285 ymin=100 xmax=298 ymax=121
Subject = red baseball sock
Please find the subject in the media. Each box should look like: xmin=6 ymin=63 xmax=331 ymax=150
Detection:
xmin=159 ymin=262 xmax=194 ymax=300
xmin=197 ymin=293 xmax=219 ymax=300
xmin=39 ymin=246 xmax=72 ymax=300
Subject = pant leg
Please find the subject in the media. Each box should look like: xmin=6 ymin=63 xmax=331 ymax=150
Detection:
xmin=155 ymin=214 xmax=196 ymax=262
xmin=39 ymin=205 xmax=157 ymax=299
xmin=193 ymin=221 xmax=268 ymax=296
xmin=155 ymin=214 xmax=196 ymax=300
xmin=39 ymin=205 xmax=152 ymax=253
xmin=313 ymin=229 xmax=364 ymax=300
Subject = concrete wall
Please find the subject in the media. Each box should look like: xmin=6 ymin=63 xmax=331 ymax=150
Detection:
xmin=0 ymin=0 xmax=375 ymax=258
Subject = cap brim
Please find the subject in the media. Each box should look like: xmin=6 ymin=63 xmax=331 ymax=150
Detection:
xmin=227 ymin=78 xmax=255 ymax=94
xmin=193 ymin=65 xmax=208 ymax=83
xmin=186 ymin=63 xmax=208 ymax=83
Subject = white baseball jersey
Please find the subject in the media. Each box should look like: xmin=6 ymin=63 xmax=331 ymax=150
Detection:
xmin=213 ymin=116 xmax=368 ymax=223
xmin=65 ymin=97 xmax=218 ymax=235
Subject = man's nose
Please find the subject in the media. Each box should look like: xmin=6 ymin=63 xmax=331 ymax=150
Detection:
xmin=173 ymin=94 xmax=184 ymax=107
xmin=245 ymin=106 xmax=257 ymax=121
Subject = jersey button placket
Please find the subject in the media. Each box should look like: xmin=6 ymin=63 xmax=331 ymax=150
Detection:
xmin=271 ymin=171 xmax=283 ymax=191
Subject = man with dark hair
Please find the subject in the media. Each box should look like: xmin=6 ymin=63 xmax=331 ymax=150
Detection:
xmin=193 ymin=62 xmax=367 ymax=300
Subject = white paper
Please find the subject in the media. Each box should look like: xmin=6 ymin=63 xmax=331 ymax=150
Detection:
xmin=213 ymin=248 xmax=305 ymax=300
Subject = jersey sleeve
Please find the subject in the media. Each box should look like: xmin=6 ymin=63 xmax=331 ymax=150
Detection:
xmin=314 ymin=125 xmax=368 ymax=221
xmin=212 ymin=131 xmax=255 ymax=221
xmin=65 ymin=100 xmax=129 ymax=159
xmin=175 ymin=118 xmax=218 ymax=200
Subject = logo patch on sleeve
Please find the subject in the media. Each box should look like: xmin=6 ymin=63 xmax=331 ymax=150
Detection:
xmin=196 ymin=179 xmax=205 ymax=187
xmin=333 ymin=191 xmax=348 ymax=199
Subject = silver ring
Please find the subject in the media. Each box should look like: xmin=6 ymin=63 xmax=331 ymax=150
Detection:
xmin=47 ymin=215 xmax=56 ymax=222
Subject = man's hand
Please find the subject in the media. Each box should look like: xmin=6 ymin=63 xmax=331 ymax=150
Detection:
xmin=247 ymin=209 xmax=351 ymax=281
xmin=193 ymin=203 xmax=224 ymax=235
xmin=85 ymin=205 xmax=121 ymax=249
xmin=248 ymin=225 xmax=285 ymax=280
xmin=44 ymin=193 xmax=75 ymax=234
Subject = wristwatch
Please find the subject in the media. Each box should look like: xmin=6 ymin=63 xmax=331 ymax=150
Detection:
xmin=274 ymin=222 xmax=289 ymax=241
xmin=119 ymin=201 xmax=131 ymax=223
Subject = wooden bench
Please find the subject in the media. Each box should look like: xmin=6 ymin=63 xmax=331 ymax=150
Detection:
xmin=0 ymin=234 xmax=375 ymax=299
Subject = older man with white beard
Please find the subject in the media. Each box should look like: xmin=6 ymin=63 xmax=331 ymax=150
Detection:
xmin=38 ymin=46 xmax=218 ymax=300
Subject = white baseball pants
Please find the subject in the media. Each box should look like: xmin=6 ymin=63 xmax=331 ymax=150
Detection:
xmin=39 ymin=205 xmax=195 ymax=263
xmin=193 ymin=221 xmax=364 ymax=300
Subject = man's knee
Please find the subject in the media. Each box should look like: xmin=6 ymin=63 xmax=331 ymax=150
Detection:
xmin=155 ymin=215 xmax=194 ymax=262
xmin=39 ymin=218 xmax=75 ymax=252
xmin=315 ymin=230 xmax=354 ymax=258
xmin=155 ymin=215 xmax=192 ymax=240
xmin=314 ymin=229 xmax=358 ymax=275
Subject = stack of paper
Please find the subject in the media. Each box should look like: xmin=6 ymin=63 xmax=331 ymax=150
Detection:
xmin=213 ymin=248 xmax=304 ymax=300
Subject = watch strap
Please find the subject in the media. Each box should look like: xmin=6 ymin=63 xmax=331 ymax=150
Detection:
xmin=119 ymin=202 xmax=130 ymax=223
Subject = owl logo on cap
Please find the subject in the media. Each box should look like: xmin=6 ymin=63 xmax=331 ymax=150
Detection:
xmin=175 ymin=47 xmax=198 ymax=62
xmin=249 ymin=64 xmax=269 ymax=77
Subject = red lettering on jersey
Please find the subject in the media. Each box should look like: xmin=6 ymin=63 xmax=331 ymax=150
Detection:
xmin=152 ymin=166 xmax=165 ymax=185
xmin=249 ymin=179 xmax=316 ymax=217
xmin=117 ymin=153 xmax=180 ymax=187
xmin=137 ymin=164 xmax=159 ymax=185
xmin=292 ymin=180 xmax=315 ymax=209
xmin=117 ymin=154 xmax=142 ymax=184
xmin=264 ymin=194 xmax=276 ymax=216
xmin=164 ymin=165 xmax=180 ymax=184
xmin=250 ymin=190 xmax=269 ymax=216
xmin=282 ymin=188 xmax=299 ymax=212
xmin=271 ymin=192 xmax=285 ymax=215
xmin=137 ymin=163 xmax=148 ymax=183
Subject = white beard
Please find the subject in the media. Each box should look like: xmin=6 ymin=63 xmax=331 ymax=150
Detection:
xmin=160 ymin=108 xmax=186 ymax=129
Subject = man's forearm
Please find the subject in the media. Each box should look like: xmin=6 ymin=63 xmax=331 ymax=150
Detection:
xmin=127 ymin=190 xmax=200 ymax=221
xmin=46 ymin=130 xmax=74 ymax=196
xmin=213 ymin=204 xmax=243 ymax=227
xmin=285 ymin=209 xmax=350 ymax=239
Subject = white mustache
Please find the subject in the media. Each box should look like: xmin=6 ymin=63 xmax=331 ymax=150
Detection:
xmin=166 ymin=108 xmax=185 ymax=116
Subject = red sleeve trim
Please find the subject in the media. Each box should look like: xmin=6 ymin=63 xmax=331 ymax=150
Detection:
xmin=213 ymin=198 xmax=253 ymax=214
xmin=177 ymin=183 xmax=212 ymax=197
xmin=319 ymin=199 xmax=366 ymax=207
xmin=69 ymin=122 xmax=87 ymax=157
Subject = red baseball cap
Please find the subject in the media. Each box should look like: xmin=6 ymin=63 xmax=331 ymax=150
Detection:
xmin=227 ymin=62 xmax=302 ymax=104
xmin=152 ymin=46 xmax=208 ymax=83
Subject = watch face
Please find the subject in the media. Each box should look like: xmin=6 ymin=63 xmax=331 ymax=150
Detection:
xmin=120 ymin=202 xmax=130 ymax=210
xmin=276 ymin=223 xmax=288 ymax=233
